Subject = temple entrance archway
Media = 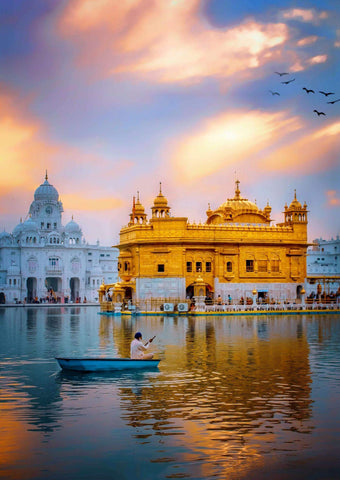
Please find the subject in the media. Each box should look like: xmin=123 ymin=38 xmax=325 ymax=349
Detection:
xmin=124 ymin=287 xmax=133 ymax=301
xmin=296 ymin=285 xmax=303 ymax=300
xmin=70 ymin=277 xmax=80 ymax=302
xmin=186 ymin=285 xmax=194 ymax=299
xmin=27 ymin=277 xmax=37 ymax=302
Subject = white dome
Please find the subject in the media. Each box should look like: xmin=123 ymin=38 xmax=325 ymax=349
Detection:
xmin=34 ymin=175 xmax=59 ymax=202
xmin=13 ymin=221 xmax=23 ymax=237
xmin=22 ymin=217 xmax=38 ymax=232
xmin=0 ymin=231 xmax=12 ymax=245
xmin=65 ymin=219 xmax=82 ymax=234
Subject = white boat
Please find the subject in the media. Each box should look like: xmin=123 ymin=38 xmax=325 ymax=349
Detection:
xmin=56 ymin=357 xmax=160 ymax=372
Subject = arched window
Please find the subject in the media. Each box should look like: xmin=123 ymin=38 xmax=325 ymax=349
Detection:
xmin=226 ymin=261 xmax=232 ymax=272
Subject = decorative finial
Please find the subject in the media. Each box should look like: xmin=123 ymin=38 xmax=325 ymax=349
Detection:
xmin=235 ymin=179 xmax=240 ymax=199
xmin=45 ymin=170 xmax=48 ymax=181
xmin=159 ymin=182 xmax=162 ymax=194
xmin=72 ymin=215 xmax=74 ymax=220
xmin=294 ymin=189 xmax=297 ymax=199
xmin=208 ymin=203 xmax=211 ymax=209
xmin=137 ymin=191 xmax=140 ymax=202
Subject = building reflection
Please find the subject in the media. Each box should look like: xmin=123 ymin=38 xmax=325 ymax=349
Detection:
xmin=116 ymin=315 xmax=314 ymax=477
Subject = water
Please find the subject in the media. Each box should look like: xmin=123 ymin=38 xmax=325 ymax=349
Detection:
xmin=0 ymin=307 xmax=339 ymax=480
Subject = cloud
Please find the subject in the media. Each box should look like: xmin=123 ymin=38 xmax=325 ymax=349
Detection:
xmin=0 ymin=86 xmax=128 ymax=215
xmin=282 ymin=8 xmax=328 ymax=23
xmin=62 ymin=194 xmax=124 ymax=212
xmin=307 ymin=55 xmax=328 ymax=65
xmin=0 ymin=88 xmax=59 ymax=193
xmin=59 ymin=0 xmax=289 ymax=84
xmin=260 ymin=121 xmax=340 ymax=173
xmin=297 ymin=36 xmax=318 ymax=47
xmin=169 ymin=110 xmax=302 ymax=182
xmin=326 ymin=190 xmax=340 ymax=207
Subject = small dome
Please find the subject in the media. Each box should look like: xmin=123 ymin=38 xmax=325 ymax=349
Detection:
xmin=153 ymin=182 xmax=168 ymax=207
xmin=34 ymin=172 xmax=59 ymax=202
xmin=289 ymin=190 xmax=302 ymax=209
xmin=22 ymin=217 xmax=38 ymax=232
xmin=0 ymin=231 xmax=12 ymax=245
xmin=0 ymin=230 xmax=11 ymax=239
xmin=134 ymin=193 xmax=145 ymax=214
xmin=65 ymin=217 xmax=82 ymax=234
xmin=13 ymin=220 xmax=23 ymax=237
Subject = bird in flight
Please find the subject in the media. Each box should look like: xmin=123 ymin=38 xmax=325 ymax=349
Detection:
xmin=281 ymin=78 xmax=295 ymax=84
xmin=327 ymin=98 xmax=340 ymax=104
xmin=275 ymin=72 xmax=289 ymax=76
xmin=313 ymin=110 xmax=326 ymax=116
xmin=302 ymin=87 xmax=315 ymax=94
xmin=269 ymin=90 xmax=280 ymax=96
xmin=319 ymin=91 xmax=334 ymax=96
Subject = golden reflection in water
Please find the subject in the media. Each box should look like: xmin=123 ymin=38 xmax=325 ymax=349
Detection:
xmin=115 ymin=316 xmax=313 ymax=479
xmin=0 ymin=388 xmax=40 ymax=479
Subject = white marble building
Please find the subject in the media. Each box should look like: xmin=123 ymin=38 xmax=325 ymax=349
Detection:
xmin=306 ymin=236 xmax=340 ymax=296
xmin=0 ymin=174 xmax=118 ymax=303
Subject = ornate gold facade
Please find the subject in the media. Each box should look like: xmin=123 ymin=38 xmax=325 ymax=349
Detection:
xmin=104 ymin=182 xmax=308 ymax=305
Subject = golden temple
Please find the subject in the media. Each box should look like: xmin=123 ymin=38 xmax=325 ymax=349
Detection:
xmin=99 ymin=181 xmax=310 ymax=311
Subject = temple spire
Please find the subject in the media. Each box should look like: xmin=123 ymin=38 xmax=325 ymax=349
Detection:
xmin=235 ymin=179 xmax=240 ymax=199
xmin=45 ymin=170 xmax=48 ymax=181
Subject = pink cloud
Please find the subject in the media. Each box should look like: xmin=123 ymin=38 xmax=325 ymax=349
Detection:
xmin=168 ymin=110 xmax=302 ymax=183
xmin=260 ymin=121 xmax=340 ymax=173
xmin=282 ymin=8 xmax=328 ymax=23
xmin=307 ymin=55 xmax=328 ymax=65
xmin=297 ymin=36 xmax=318 ymax=46
xmin=59 ymin=0 xmax=289 ymax=84
xmin=326 ymin=190 xmax=340 ymax=206
xmin=0 ymin=87 xmax=127 ymax=215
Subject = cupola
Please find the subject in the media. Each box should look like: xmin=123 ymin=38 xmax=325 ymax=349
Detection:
xmin=284 ymin=190 xmax=308 ymax=224
xmin=151 ymin=183 xmax=171 ymax=218
xmin=129 ymin=192 xmax=148 ymax=225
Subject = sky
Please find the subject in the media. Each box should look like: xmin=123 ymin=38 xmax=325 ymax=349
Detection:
xmin=0 ymin=0 xmax=339 ymax=246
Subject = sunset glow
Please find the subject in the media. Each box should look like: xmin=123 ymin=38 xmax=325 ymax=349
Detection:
xmin=0 ymin=0 xmax=338 ymax=243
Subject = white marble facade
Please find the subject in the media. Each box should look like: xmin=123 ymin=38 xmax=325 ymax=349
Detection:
xmin=306 ymin=236 xmax=340 ymax=296
xmin=0 ymin=174 xmax=118 ymax=303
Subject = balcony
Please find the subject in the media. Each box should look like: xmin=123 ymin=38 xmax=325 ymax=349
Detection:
xmin=45 ymin=266 xmax=63 ymax=275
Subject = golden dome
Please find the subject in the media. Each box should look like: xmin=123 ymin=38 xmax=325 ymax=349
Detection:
xmin=134 ymin=192 xmax=145 ymax=213
xmin=153 ymin=182 xmax=168 ymax=207
xmin=289 ymin=190 xmax=302 ymax=209
xmin=207 ymin=180 xmax=270 ymax=225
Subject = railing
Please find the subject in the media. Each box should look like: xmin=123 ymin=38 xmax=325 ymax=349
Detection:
xmin=45 ymin=266 xmax=63 ymax=275
xmin=101 ymin=298 xmax=339 ymax=313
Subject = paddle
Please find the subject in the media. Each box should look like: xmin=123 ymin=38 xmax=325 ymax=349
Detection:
xmin=145 ymin=335 xmax=156 ymax=346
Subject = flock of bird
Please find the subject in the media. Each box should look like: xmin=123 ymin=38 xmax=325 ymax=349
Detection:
xmin=269 ymin=71 xmax=339 ymax=117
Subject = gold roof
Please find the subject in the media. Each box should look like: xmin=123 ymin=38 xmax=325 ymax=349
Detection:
xmin=134 ymin=192 xmax=145 ymax=213
xmin=153 ymin=182 xmax=168 ymax=207
xmin=289 ymin=190 xmax=302 ymax=209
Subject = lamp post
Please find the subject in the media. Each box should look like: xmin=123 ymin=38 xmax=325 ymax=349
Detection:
xmin=252 ymin=288 xmax=257 ymax=306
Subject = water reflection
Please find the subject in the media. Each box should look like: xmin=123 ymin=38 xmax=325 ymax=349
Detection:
xmin=0 ymin=308 xmax=339 ymax=480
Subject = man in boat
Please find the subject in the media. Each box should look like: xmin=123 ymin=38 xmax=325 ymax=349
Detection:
xmin=130 ymin=332 xmax=154 ymax=360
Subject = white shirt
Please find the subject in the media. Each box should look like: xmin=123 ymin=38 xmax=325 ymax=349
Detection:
xmin=130 ymin=338 xmax=149 ymax=359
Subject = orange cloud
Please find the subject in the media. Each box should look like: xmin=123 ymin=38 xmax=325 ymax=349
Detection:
xmin=326 ymin=190 xmax=340 ymax=206
xmin=0 ymin=90 xmax=59 ymax=193
xmin=307 ymin=54 xmax=328 ymax=65
xmin=59 ymin=0 xmax=289 ymax=84
xmin=62 ymin=194 xmax=124 ymax=211
xmin=297 ymin=36 xmax=318 ymax=46
xmin=0 ymin=87 xmax=128 ymax=216
xmin=260 ymin=121 xmax=340 ymax=173
xmin=169 ymin=110 xmax=302 ymax=182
